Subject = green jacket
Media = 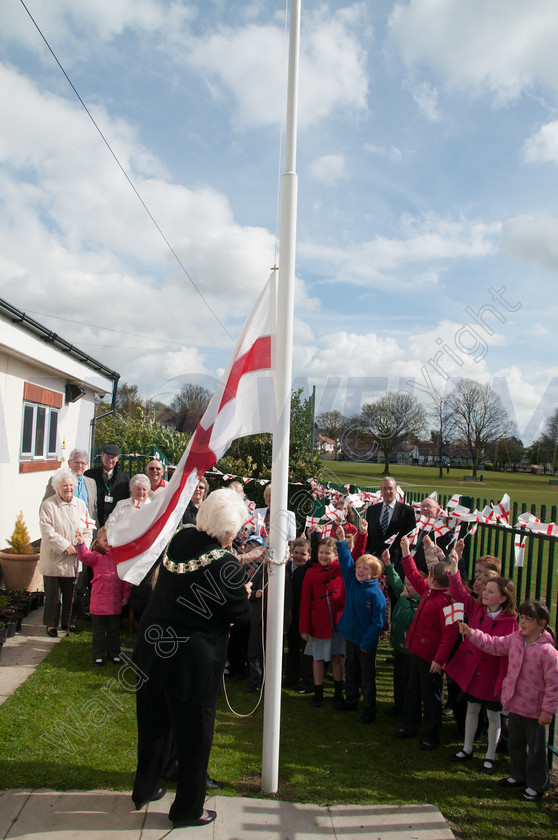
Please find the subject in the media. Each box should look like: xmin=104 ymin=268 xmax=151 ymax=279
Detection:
xmin=385 ymin=564 xmax=420 ymax=654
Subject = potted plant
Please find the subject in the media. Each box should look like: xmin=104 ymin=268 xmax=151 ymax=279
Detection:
xmin=0 ymin=512 xmax=41 ymax=592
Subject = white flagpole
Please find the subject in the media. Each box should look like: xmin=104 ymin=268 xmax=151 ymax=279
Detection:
xmin=261 ymin=0 xmax=301 ymax=794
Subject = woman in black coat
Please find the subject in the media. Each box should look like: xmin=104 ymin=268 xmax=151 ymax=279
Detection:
xmin=131 ymin=487 xmax=251 ymax=828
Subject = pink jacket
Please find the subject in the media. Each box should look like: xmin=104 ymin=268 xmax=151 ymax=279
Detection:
xmin=468 ymin=628 xmax=558 ymax=720
xmin=445 ymin=573 xmax=517 ymax=701
xmin=77 ymin=544 xmax=132 ymax=616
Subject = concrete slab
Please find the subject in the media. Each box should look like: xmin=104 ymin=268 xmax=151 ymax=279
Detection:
xmin=0 ymin=791 xmax=456 ymax=840
xmin=0 ymin=610 xmax=59 ymax=706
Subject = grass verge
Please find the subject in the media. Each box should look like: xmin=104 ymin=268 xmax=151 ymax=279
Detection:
xmin=0 ymin=622 xmax=556 ymax=839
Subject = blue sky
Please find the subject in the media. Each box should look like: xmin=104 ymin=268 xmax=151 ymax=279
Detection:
xmin=1 ymin=0 xmax=558 ymax=442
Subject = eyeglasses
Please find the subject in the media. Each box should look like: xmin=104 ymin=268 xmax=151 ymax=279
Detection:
xmin=148 ymin=467 xmax=162 ymax=472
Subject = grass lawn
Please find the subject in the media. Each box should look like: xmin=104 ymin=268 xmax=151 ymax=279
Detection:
xmin=320 ymin=461 xmax=558 ymax=516
xmin=0 ymin=623 xmax=557 ymax=840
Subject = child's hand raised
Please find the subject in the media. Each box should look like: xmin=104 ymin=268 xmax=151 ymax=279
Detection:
xmin=458 ymin=622 xmax=471 ymax=636
xmin=455 ymin=538 xmax=465 ymax=560
xmin=423 ymin=534 xmax=432 ymax=547
xmin=358 ymin=517 xmax=368 ymax=535
xmin=335 ymin=525 xmax=345 ymax=542
xmin=75 ymin=529 xmax=84 ymax=544
xmin=381 ymin=548 xmax=391 ymax=567
xmin=448 ymin=549 xmax=459 ymax=575
xmin=400 ymin=535 xmax=410 ymax=556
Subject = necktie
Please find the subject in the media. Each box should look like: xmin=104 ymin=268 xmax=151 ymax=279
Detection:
xmin=381 ymin=504 xmax=390 ymax=535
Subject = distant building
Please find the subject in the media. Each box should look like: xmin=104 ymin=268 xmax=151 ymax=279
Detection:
xmin=0 ymin=298 xmax=119 ymax=545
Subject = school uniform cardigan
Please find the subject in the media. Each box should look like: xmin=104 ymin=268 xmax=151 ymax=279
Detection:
xmin=445 ymin=572 xmax=517 ymax=701
xmin=385 ymin=564 xmax=420 ymax=654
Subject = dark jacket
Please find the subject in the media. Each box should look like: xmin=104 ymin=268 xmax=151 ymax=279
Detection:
xmin=84 ymin=466 xmax=130 ymax=526
xmin=385 ymin=564 xmax=420 ymax=654
xmin=133 ymin=528 xmax=250 ymax=704
xmin=366 ymin=501 xmax=416 ymax=577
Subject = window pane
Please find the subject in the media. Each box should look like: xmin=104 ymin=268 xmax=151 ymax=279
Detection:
xmin=48 ymin=410 xmax=58 ymax=455
xmin=21 ymin=404 xmax=34 ymax=454
xmin=35 ymin=406 xmax=46 ymax=457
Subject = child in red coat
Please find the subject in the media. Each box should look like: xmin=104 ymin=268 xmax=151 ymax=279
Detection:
xmin=394 ymin=535 xmax=458 ymax=750
xmin=76 ymin=526 xmax=131 ymax=666
xmin=299 ymin=537 xmax=346 ymax=708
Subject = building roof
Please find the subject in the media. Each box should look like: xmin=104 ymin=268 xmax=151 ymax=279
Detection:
xmin=0 ymin=297 xmax=120 ymax=384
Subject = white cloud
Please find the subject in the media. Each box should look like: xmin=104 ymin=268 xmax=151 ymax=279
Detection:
xmin=523 ymin=120 xmax=558 ymax=163
xmin=309 ymin=154 xmax=347 ymax=185
xmin=388 ymin=0 xmax=558 ymax=104
xmin=185 ymin=4 xmax=369 ymax=129
xmin=403 ymin=78 xmax=442 ymax=122
xmin=501 ymin=214 xmax=558 ymax=272
xmin=364 ymin=143 xmax=402 ymax=161
xmin=299 ymin=214 xmax=500 ymax=287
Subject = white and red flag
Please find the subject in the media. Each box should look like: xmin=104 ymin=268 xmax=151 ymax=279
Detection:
xmin=514 ymin=534 xmax=527 ymax=567
xmin=444 ymin=602 xmax=464 ymax=625
xmin=324 ymin=503 xmax=344 ymax=522
xmin=109 ymin=274 xmax=276 ymax=584
xmin=305 ymin=516 xmax=321 ymax=531
xmin=493 ymin=494 xmax=511 ymax=526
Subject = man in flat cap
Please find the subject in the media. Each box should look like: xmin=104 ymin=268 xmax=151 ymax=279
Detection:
xmin=85 ymin=444 xmax=130 ymax=526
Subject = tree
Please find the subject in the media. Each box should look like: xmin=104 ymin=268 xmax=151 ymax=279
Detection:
xmin=527 ymin=407 xmax=558 ymax=468
xmin=488 ymin=436 xmax=525 ymax=471
xmin=446 ymin=379 xmax=512 ymax=477
xmin=316 ymin=410 xmax=347 ymax=441
xmin=360 ymin=392 xmax=427 ymax=474
xmin=114 ymin=382 xmax=144 ymax=418
xmin=95 ymin=407 xmax=190 ymax=465
xmin=170 ymin=384 xmax=213 ymax=434
xmin=429 ymin=390 xmax=456 ymax=478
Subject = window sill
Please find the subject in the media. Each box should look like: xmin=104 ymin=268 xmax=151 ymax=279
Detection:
xmin=19 ymin=460 xmax=62 ymax=474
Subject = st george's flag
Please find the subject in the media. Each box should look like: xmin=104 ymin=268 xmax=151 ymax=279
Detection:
xmin=108 ymin=274 xmax=277 ymax=584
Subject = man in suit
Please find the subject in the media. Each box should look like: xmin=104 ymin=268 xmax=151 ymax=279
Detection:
xmin=365 ymin=476 xmax=415 ymax=580
xmin=253 ymin=482 xmax=297 ymax=542
xmin=85 ymin=444 xmax=130 ymax=526
xmin=43 ymin=448 xmax=98 ymax=523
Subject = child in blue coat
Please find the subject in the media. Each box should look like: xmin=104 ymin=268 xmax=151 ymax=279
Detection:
xmin=335 ymin=525 xmax=387 ymax=723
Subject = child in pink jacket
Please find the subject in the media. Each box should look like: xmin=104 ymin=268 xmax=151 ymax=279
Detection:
xmin=76 ymin=526 xmax=131 ymax=666
xmin=460 ymin=600 xmax=558 ymax=801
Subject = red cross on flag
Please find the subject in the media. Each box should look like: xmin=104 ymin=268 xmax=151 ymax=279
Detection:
xmin=514 ymin=534 xmax=527 ymax=567
xmin=80 ymin=514 xmax=96 ymax=531
xmin=493 ymin=494 xmax=510 ymax=526
xmin=305 ymin=516 xmax=321 ymax=531
xmin=324 ymin=503 xmax=344 ymax=522
xmin=432 ymin=519 xmax=451 ymax=539
xmin=443 ymin=602 xmax=464 ymax=625
xmin=384 ymin=533 xmax=399 ymax=547
xmin=109 ymin=274 xmax=276 ymax=583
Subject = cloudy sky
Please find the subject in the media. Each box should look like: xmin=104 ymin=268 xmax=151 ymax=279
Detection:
xmin=2 ymin=0 xmax=558 ymax=442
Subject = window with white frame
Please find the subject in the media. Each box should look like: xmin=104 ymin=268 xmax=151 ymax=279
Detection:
xmin=20 ymin=402 xmax=59 ymax=458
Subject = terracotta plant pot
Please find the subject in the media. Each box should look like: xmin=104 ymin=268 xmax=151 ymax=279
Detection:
xmin=0 ymin=551 xmax=41 ymax=592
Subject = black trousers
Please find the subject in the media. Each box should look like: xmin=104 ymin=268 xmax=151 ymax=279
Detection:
xmin=43 ymin=576 xmax=75 ymax=628
xmin=133 ymin=678 xmax=215 ymax=821
xmin=284 ymin=624 xmax=314 ymax=688
xmin=91 ymin=614 xmax=121 ymax=660
xmin=393 ymin=650 xmax=411 ymax=713
xmin=345 ymin=640 xmax=378 ymax=713
xmin=402 ymin=654 xmax=444 ymax=744
xmin=508 ymin=712 xmax=550 ymax=793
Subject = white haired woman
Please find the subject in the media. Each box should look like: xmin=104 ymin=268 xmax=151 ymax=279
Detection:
xmin=131 ymin=488 xmax=252 ymax=828
xmin=105 ymin=473 xmax=151 ymax=527
xmin=39 ymin=468 xmax=93 ymax=637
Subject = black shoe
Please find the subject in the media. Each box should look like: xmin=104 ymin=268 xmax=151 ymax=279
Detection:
xmin=418 ymin=739 xmax=438 ymax=751
xmin=498 ymin=777 xmax=525 ymax=788
xmin=133 ymin=784 xmax=166 ymax=810
xmin=311 ymin=695 xmax=323 ymax=708
xmin=359 ymin=711 xmax=376 ymax=724
xmin=394 ymin=728 xmax=411 ymax=739
xmin=481 ymin=759 xmax=495 ymax=774
xmin=519 ymin=788 xmax=544 ymax=801
xmin=173 ymin=810 xmax=217 ymax=828
xmin=112 ymin=656 xmax=122 ymax=665
xmin=450 ymin=750 xmax=473 ymax=763
xmin=46 ymin=627 xmax=58 ymax=638
xmin=206 ymin=775 xmax=224 ymax=790
xmin=93 ymin=659 xmax=103 ymax=668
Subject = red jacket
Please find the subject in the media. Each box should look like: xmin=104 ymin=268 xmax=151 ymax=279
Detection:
xmin=402 ymin=554 xmax=457 ymax=666
xmin=445 ymin=572 xmax=517 ymax=701
xmin=299 ymin=560 xmax=345 ymax=639
xmin=77 ymin=543 xmax=132 ymax=616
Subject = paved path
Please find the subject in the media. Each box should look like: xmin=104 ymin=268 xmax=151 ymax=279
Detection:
xmin=0 ymin=609 xmax=455 ymax=839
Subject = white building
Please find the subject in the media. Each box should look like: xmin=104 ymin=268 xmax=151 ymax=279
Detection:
xmin=0 ymin=298 xmax=119 ymax=546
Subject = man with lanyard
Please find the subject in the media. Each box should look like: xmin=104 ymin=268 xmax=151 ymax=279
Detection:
xmin=85 ymin=444 xmax=130 ymax=526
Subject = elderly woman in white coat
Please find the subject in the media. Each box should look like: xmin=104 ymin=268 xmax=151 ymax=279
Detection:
xmin=105 ymin=473 xmax=151 ymax=528
xmin=39 ymin=468 xmax=93 ymax=637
